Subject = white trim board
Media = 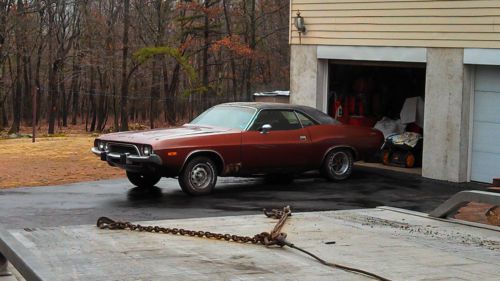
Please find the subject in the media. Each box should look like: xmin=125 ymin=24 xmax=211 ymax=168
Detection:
xmin=464 ymin=48 xmax=500 ymax=66
xmin=317 ymin=46 xmax=427 ymax=63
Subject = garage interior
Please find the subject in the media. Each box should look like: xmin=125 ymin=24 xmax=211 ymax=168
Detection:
xmin=327 ymin=61 xmax=426 ymax=173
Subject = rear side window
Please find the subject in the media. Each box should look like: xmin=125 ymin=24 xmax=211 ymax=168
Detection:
xmin=296 ymin=111 xmax=317 ymax=127
xmin=250 ymin=110 xmax=302 ymax=131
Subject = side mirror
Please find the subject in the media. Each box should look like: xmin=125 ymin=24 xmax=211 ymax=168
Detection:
xmin=259 ymin=124 xmax=272 ymax=134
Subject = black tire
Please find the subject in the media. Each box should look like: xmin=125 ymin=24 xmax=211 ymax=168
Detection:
xmin=178 ymin=156 xmax=217 ymax=196
xmin=126 ymin=171 xmax=162 ymax=188
xmin=321 ymin=149 xmax=353 ymax=181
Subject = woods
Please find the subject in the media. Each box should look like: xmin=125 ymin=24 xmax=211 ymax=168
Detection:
xmin=0 ymin=0 xmax=290 ymax=134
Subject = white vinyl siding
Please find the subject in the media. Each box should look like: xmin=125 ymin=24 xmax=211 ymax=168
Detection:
xmin=290 ymin=0 xmax=500 ymax=48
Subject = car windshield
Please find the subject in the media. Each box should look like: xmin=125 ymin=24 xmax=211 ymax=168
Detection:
xmin=189 ymin=106 xmax=256 ymax=130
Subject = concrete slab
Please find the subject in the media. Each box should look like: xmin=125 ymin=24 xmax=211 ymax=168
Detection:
xmin=355 ymin=162 xmax=421 ymax=175
xmin=1 ymin=208 xmax=498 ymax=281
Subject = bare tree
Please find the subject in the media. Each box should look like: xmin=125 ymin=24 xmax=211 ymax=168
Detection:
xmin=0 ymin=0 xmax=290 ymax=134
xmin=119 ymin=0 xmax=130 ymax=131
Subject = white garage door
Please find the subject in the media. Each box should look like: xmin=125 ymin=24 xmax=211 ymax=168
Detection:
xmin=470 ymin=66 xmax=500 ymax=183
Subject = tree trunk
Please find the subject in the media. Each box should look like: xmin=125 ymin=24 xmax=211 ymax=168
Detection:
xmin=34 ymin=2 xmax=44 ymax=126
xmin=70 ymin=47 xmax=81 ymax=125
xmin=245 ymin=0 xmax=256 ymax=101
xmin=89 ymin=66 xmax=97 ymax=132
xmin=22 ymin=53 xmax=31 ymax=124
xmin=47 ymin=4 xmax=57 ymax=135
xmin=222 ymin=0 xmax=237 ymax=100
xmin=0 ymin=64 xmax=7 ymax=128
xmin=8 ymin=0 xmax=24 ymax=134
xmin=150 ymin=61 xmax=160 ymax=129
xmin=60 ymin=62 xmax=68 ymax=127
xmin=119 ymin=0 xmax=130 ymax=131
xmin=96 ymin=67 xmax=107 ymax=131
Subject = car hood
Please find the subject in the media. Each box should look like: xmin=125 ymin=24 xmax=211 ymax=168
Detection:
xmin=99 ymin=124 xmax=234 ymax=144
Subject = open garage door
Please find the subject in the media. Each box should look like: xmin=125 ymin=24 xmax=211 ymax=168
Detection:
xmin=470 ymin=66 xmax=500 ymax=183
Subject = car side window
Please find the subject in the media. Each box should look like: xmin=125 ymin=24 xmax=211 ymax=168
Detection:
xmin=249 ymin=110 xmax=302 ymax=131
xmin=295 ymin=111 xmax=317 ymax=127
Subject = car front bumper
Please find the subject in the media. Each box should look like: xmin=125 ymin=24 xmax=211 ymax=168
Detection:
xmin=91 ymin=147 xmax=163 ymax=167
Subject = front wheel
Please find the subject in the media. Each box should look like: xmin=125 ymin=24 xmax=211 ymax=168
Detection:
xmin=126 ymin=171 xmax=161 ymax=188
xmin=321 ymin=149 xmax=353 ymax=181
xmin=178 ymin=156 xmax=217 ymax=196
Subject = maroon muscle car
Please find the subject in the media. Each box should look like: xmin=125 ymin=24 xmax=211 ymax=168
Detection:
xmin=92 ymin=102 xmax=383 ymax=195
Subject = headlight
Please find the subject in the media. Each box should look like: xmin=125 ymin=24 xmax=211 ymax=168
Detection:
xmin=142 ymin=145 xmax=152 ymax=156
xmin=96 ymin=140 xmax=108 ymax=151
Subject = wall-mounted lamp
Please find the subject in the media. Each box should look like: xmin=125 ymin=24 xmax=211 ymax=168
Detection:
xmin=294 ymin=11 xmax=306 ymax=33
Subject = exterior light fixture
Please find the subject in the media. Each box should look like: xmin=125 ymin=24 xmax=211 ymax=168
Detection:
xmin=295 ymin=11 xmax=306 ymax=33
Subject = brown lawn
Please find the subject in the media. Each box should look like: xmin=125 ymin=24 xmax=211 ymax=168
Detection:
xmin=0 ymin=135 xmax=123 ymax=188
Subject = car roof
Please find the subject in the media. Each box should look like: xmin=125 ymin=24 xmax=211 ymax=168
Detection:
xmin=216 ymin=102 xmax=339 ymax=125
xmin=218 ymin=102 xmax=310 ymax=111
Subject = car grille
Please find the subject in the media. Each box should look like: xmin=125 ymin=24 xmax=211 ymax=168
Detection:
xmin=108 ymin=143 xmax=139 ymax=156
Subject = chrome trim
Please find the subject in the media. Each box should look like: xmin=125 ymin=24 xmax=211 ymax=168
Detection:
xmin=244 ymin=108 xmax=261 ymax=131
xmin=91 ymin=147 xmax=104 ymax=156
xmin=180 ymin=149 xmax=225 ymax=174
xmin=107 ymin=142 xmax=141 ymax=156
xmin=294 ymin=109 xmax=320 ymax=126
xmin=106 ymin=152 xmax=162 ymax=165
xmin=246 ymin=108 xmax=314 ymax=132
xmin=293 ymin=111 xmax=305 ymax=128
xmin=322 ymin=145 xmax=359 ymax=163
xmin=260 ymin=124 xmax=272 ymax=134
xmin=91 ymin=147 xmax=162 ymax=165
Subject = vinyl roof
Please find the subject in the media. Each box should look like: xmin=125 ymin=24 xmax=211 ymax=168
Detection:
xmin=217 ymin=102 xmax=338 ymax=125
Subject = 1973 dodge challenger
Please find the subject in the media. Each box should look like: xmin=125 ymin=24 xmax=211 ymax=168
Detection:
xmin=92 ymin=103 xmax=383 ymax=195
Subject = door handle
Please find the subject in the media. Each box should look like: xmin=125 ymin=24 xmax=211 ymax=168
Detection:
xmin=299 ymin=135 xmax=307 ymax=141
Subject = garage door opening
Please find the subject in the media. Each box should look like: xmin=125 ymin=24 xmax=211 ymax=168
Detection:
xmin=327 ymin=61 xmax=426 ymax=174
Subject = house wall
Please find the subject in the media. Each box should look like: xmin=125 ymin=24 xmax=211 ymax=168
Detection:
xmin=290 ymin=45 xmax=319 ymax=107
xmin=422 ymin=48 xmax=471 ymax=182
xmin=290 ymin=0 xmax=500 ymax=48
xmin=289 ymin=45 xmax=475 ymax=183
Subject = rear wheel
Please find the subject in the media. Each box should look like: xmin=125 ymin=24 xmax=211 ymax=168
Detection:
xmin=178 ymin=156 xmax=217 ymax=196
xmin=321 ymin=149 xmax=353 ymax=181
xmin=126 ymin=171 xmax=161 ymax=188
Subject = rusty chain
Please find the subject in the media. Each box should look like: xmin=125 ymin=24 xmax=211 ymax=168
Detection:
xmin=96 ymin=205 xmax=391 ymax=281
xmin=97 ymin=206 xmax=291 ymax=247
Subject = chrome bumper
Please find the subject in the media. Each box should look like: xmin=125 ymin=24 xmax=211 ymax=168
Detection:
xmin=91 ymin=147 xmax=162 ymax=165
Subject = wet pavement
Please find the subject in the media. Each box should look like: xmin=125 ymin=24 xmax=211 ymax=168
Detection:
xmin=0 ymin=166 xmax=486 ymax=229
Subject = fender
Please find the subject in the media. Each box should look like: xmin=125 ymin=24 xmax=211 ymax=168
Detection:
xmin=322 ymin=145 xmax=359 ymax=164
xmin=180 ymin=149 xmax=226 ymax=175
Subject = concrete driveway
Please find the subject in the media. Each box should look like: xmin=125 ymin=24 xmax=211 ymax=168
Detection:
xmin=0 ymin=166 xmax=485 ymax=229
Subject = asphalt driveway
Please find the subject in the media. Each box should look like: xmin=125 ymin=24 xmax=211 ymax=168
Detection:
xmin=0 ymin=166 xmax=486 ymax=229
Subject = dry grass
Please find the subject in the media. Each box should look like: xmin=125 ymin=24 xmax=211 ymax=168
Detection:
xmin=0 ymin=135 xmax=123 ymax=188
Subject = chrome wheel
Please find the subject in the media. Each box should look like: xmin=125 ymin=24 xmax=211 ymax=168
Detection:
xmin=322 ymin=149 xmax=353 ymax=181
xmin=189 ymin=163 xmax=213 ymax=190
xmin=328 ymin=151 xmax=350 ymax=176
xmin=179 ymin=156 xmax=218 ymax=196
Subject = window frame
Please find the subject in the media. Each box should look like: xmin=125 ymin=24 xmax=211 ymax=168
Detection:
xmin=294 ymin=110 xmax=319 ymax=128
xmin=247 ymin=109 xmax=304 ymax=131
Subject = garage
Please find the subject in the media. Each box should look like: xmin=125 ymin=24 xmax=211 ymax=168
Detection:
xmin=470 ymin=66 xmax=500 ymax=183
xmin=326 ymin=61 xmax=426 ymax=169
